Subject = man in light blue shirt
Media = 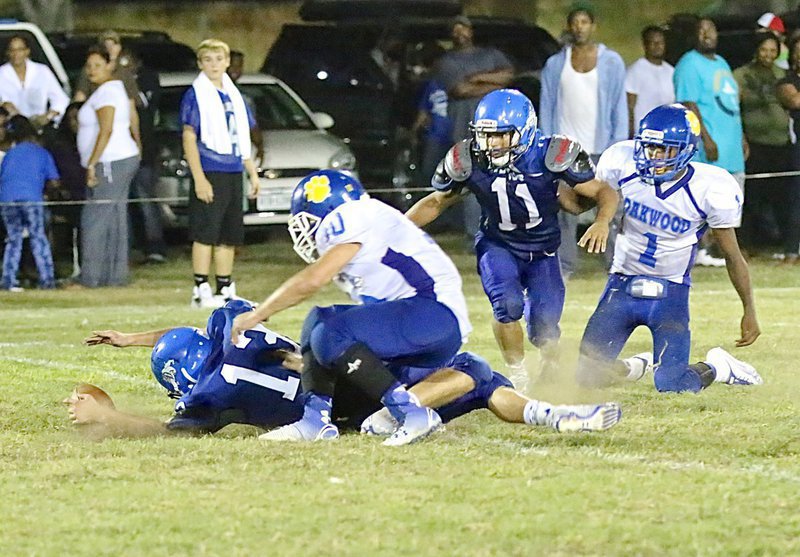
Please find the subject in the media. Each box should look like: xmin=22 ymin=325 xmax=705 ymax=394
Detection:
xmin=674 ymin=17 xmax=747 ymax=185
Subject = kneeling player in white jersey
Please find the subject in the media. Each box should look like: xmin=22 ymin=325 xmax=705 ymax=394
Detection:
xmin=231 ymin=170 xmax=473 ymax=445
xmin=570 ymin=104 xmax=762 ymax=393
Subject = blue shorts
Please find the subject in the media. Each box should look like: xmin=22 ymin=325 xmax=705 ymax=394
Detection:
xmin=476 ymin=236 xmax=564 ymax=346
xmin=577 ymin=273 xmax=701 ymax=392
xmin=301 ymin=296 xmax=462 ymax=369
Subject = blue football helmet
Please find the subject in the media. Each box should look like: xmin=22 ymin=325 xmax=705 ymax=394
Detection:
xmin=287 ymin=170 xmax=367 ymax=263
xmin=470 ymin=89 xmax=537 ymax=169
xmin=634 ymin=103 xmax=700 ymax=184
xmin=151 ymin=327 xmax=212 ymax=399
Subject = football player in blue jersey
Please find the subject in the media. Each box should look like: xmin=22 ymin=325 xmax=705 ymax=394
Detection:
xmin=566 ymin=104 xmax=762 ymax=393
xmin=75 ymin=299 xmax=305 ymax=436
xmin=230 ymin=169 xmax=474 ymax=446
xmin=69 ymin=301 xmax=622 ymax=437
xmin=406 ymin=88 xmax=619 ymax=391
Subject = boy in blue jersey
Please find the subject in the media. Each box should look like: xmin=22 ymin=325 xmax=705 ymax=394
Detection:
xmin=406 ymin=89 xmax=619 ymax=391
xmin=181 ymin=39 xmax=260 ymax=309
xmin=68 ymin=301 xmax=621 ymax=437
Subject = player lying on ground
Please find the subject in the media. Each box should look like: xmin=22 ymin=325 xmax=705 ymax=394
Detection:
xmin=67 ymin=301 xmax=622 ymax=439
xmin=406 ymin=89 xmax=619 ymax=391
xmin=558 ymin=104 xmax=762 ymax=393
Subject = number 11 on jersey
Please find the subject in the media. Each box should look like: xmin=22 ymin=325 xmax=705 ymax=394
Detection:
xmin=491 ymin=177 xmax=542 ymax=231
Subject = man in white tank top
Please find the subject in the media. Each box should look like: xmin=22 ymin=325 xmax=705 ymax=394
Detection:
xmin=539 ymin=6 xmax=627 ymax=278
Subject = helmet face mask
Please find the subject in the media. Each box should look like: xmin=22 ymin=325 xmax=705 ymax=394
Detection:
xmin=288 ymin=170 xmax=367 ymax=263
xmin=287 ymin=211 xmax=322 ymax=263
xmin=634 ymin=104 xmax=700 ymax=185
xmin=471 ymin=89 xmax=537 ymax=170
xmin=474 ymin=129 xmax=520 ymax=168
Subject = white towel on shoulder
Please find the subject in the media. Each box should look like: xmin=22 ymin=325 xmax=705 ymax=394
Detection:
xmin=192 ymin=71 xmax=252 ymax=159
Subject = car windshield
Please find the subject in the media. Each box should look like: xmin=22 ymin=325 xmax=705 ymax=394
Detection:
xmin=157 ymin=82 xmax=317 ymax=132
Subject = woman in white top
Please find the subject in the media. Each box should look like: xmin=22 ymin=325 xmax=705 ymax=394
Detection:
xmin=76 ymin=45 xmax=140 ymax=287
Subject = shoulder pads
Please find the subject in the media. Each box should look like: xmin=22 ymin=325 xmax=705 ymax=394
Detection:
xmin=544 ymin=135 xmax=582 ymax=173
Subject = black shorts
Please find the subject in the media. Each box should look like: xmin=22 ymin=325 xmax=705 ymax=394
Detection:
xmin=189 ymin=171 xmax=245 ymax=246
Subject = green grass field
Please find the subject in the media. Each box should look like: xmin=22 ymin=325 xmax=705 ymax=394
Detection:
xmin=1 ymin=234 xmax=798 ymax=556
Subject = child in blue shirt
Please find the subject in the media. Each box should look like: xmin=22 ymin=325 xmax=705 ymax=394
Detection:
xmin=0 ymin=115 xmax=60 ymax=290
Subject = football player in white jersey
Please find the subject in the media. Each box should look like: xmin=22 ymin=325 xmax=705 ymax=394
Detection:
xmin=570 ymin=104 xmax=762 ymax=393
xmin=231 ymin=170 xmax=472 ymax=445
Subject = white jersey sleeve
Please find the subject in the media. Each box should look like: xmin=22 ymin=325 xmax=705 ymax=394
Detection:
xmin=596 ymin=141 xmax=636 ymax=190
xmin=702 ymin=167 xmax=743 ymax=228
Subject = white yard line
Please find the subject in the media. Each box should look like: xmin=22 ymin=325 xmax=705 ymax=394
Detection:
xmin=0 ymin=355 xmax=152 ymax=387
xmin=480 ymin=437 xmax=800 ymax=483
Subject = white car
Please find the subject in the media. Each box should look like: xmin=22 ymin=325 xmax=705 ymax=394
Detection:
xmin=155 ymin=72 xmax=357 ymax=226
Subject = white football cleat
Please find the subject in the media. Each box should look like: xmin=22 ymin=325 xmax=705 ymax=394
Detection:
xmin=214 ymin=282 xmax=239 ymax=305
xmin=191 ymin=282 xmax=223 ymax=309
xmin=547 ymin=402 xmax=622 ymax=432
xmin=705 ymin=347 xmax=763 ymax=386
xmin=360 ymin=407 xmax=399 ymax=436
xmin=382 ymin=407 xmax=443 ymax=446
xmin=623 ymin=352 xmax=653 ymax=382
xmin=259 ymin=421 xmax=339 ymax=442
xmin=695 ymin=248 xmax=726 ymax=267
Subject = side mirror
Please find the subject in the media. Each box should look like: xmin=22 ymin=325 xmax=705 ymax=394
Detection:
xmin=312 ymin=112 xmax=335 ymax=129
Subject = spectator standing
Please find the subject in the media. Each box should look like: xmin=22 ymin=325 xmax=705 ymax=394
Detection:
xmin=625 ymin=26 xmax=675 ymax=138
xmin=0 ymin=115 xmax=59 ymax=290
xmin=734 ymin=34 xmax=793 ymax=252
xmin=539 ymin=6 xmax=627 ymax=278
xmin=776 ymin=38 xmax=800 ymax=264
xmin=120 ymin=50 xmax=167 ymax=263
xmin=674 ymin=18 xmax=747 ymax=191
xmin=46 ymin=102 xmax=86 ymax=278
xmin=411 ymin=43 xmax=451 ymax=190
xmin=0 ymin=35 xmax=69 ymax=128
xmin=434 ymin=16 xmax=513 ymax=242
xmin=73 ymin=31 xmax=141 ymax=157
xmin=757 ymin=12 xmax=789 ymax=70
xmin=73 ymin=31 xmax=139 ymax=103
xmin=674 ymin=17 xmax=747 ymax=267
xmin=181 ymin=39 xmax=259 ymax=308
xmin=76 ymin=46 xmax=140 ymax=287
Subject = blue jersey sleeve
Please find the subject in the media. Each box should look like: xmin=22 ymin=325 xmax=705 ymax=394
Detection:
xmin=206 ymin=300 xmax=257 ymax=346
xmin=179 ymin=87 xmax=199 ymax=133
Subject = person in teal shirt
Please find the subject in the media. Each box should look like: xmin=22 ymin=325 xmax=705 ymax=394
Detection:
xmin=674 ymin=17 xmax=747 ymax=189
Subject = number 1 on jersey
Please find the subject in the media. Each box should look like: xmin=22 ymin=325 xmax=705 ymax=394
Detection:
xmin=221 ymin=364 xmax=300 ymax=400
xmin=639 ymin=232 xmax=659 ymax=268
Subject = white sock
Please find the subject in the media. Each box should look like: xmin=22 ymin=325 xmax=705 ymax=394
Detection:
xmin=523 ymin=400 xmax=553 ymax=425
